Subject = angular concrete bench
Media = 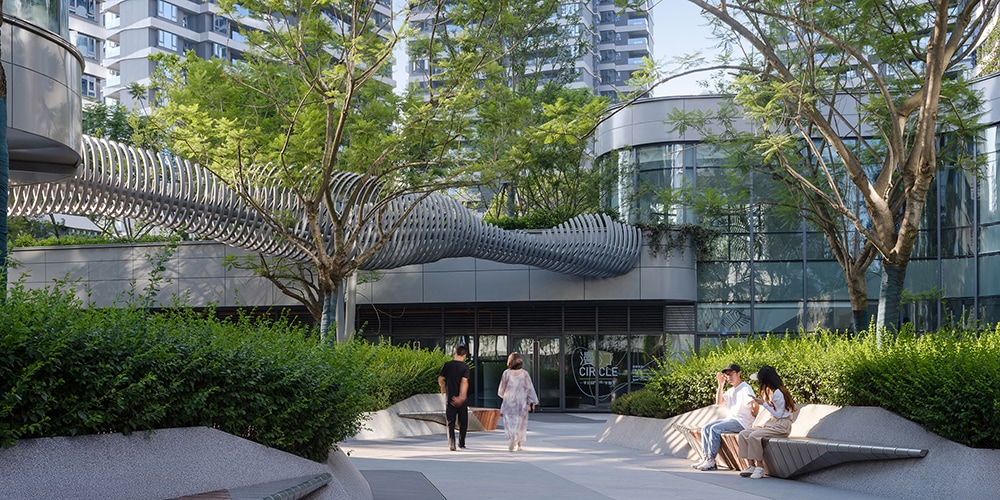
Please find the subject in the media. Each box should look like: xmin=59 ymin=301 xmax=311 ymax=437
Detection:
xmin=761 ymin=436 xmax=927 ymax=478
xmin=172 ymin=472 xmax=332 ymax=500
xmin=675 ymin=423 xmax=928 ymax=478
xmin=397 ymin=407 xmax=498 ymax=431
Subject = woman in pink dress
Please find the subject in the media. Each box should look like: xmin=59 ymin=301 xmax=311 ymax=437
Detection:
xmin=498 ymin=352 xmax=539 ymax=452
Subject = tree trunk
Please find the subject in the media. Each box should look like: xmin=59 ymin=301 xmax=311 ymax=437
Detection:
xmin=845 ymin=269 xmax=871 ymax=335
xmin=875 ymin=261 xmax=907 ymax=341
xmin=318 ymin=274 xmax=357 ymax=344
xmin=320 ymin=291 xmax=338 ymax=344
xmin=851 ymin=309 xmax=870 ymax=335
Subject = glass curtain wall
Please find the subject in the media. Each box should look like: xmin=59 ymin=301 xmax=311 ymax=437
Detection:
xmin=979 ymin=124 xmax=1000 ymax=323
xmin=606 ymin=124 xmax=1000 ymax=334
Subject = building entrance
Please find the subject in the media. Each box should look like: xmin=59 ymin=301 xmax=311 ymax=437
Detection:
xmin=508 ymin=334 xmax=657 ymax=411
xmin=511 ymin=337 xmax=562 ymax=410
xmin=356 ymin=302 xmax=682 ymax=412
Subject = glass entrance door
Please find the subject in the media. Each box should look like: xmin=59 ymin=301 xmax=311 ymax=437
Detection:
xmin=511 ymin=336 xmax=562 ymax=410
xmin=565 ymin=334 xmax=630 ymax=410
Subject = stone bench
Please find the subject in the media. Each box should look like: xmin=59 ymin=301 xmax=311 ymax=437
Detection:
xmin=674 ymin=422 xmax=928 ymax=479
xmin=397 ymin=407 xmax=499 ymax=431
xmin=172 ymin=472 xmax=333 ymax=500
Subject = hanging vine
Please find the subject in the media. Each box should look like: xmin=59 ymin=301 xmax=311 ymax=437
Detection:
xmin=636 ymin=222 xmax=720 ymax=261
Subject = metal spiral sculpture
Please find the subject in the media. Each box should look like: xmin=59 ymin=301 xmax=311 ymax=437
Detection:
xmin=10 ymin=136 xmax=641 ymax=277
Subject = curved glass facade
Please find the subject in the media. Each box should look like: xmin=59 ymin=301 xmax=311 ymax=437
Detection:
xmin=597 ymin=91 xmax=1000 ymax=334
xmin=3 ymin=0 xmax=69 ymax=38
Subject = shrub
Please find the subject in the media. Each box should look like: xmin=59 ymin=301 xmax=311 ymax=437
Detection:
xmin=0 ymin=284 xmax=446 ymax=461
xmin=361 ymin=342 xmax=450 ymax=408
xmin=631 ymin=327 xmax=1000 ymax=449
xmin=609 ymin=387 xmax=671 ymax=418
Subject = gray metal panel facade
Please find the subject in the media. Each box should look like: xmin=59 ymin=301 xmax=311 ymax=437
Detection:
xmin=9 ymin=240 xmax=697 ymax=309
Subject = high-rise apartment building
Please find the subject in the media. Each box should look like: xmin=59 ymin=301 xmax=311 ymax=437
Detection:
xmin=68 ymin=0 xmax=394 ymax=109
xmin=69 ymin=1 xmax=649 ymax=108
xmin=593 ymin=0 xmax=654 ymax=99
xmin=69 ymin=0 xmax=259 ymax=109
xmin=407 ymin=0 xmax=654 ymax=99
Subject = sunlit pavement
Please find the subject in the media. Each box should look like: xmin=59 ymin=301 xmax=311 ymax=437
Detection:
xmin=342 ymin=413 xmax=886 ymax=500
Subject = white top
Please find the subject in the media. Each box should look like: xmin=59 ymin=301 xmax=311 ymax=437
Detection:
xmin=724 ymin=381 xmax=756 ymax=429
xmin=758 ymin=389 xmax=793 ymax=420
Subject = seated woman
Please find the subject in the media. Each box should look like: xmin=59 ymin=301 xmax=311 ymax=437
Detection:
xmin=737 ymin=365 xmax=796 ymax=479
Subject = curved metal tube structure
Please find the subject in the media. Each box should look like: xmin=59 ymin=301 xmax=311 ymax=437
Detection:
xmin=10 ymin=136 xmax=641 ymax=277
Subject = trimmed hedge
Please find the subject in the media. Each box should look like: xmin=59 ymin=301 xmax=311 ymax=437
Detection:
xmin=0 ymin=285 xmax=449 ymax=461
xmin=628 ymin=326 xmax=1000 ymax=449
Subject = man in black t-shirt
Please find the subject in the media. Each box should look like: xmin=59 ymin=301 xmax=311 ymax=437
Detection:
xmin=437 ymin=345 xmax=470 ymax=451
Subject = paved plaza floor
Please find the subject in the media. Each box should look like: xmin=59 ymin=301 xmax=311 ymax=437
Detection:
xmin=343 ymin=413 xmax=887 ymax=500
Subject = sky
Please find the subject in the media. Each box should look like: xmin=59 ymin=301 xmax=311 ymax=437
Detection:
xmin=647 ymin=0 xmax=720 ymax=96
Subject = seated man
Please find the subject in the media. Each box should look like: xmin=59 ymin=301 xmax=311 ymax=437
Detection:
xmin=692 ymin=363 xmax=756 ymax=471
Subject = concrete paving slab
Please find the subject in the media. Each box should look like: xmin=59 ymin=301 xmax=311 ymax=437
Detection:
xmin=344 ymin=412 xmax=885 ymax=500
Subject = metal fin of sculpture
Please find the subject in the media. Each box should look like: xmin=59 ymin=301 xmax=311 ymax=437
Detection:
xmin=10 ymin=136 xmax=640 ymax=278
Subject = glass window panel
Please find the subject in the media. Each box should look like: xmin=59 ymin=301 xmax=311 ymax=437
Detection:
xmin=698 ymin=262 xmax=751 ymax=302
xmin=802 ymin=301 xmax=857 ymax=332
xmin=81 ymin=74 xmax=97 ymax=98
xmin=941 ymin=227 xmax=974 ymax=257
xmin=978 ymin=297 xmax=1000 ymax=325
xmin=565 ymin=335 xmax=597 ymax=409
xmin=805 ymin=231 xmax=836 ymax=259
xmin=214 ymin=15 xmax=229 ymax=34
xmin=664 ymin=333 xmax=696 ymax=360
xmin=980 ymin=126 xmax=1000 ymax=223
xmin=754 ymin=261 xmax=804 ymax=302
xmin=754 ymin=233 xmax=803 ymax=260
xmin=751 ymin=303 xmax=804 ymax=332
xmin=697 ymin=304 xmax=752 ymax=334
xmin=636 ymin=145 xmax=670 ymax=172
xmin=75 ymin=33 xmax=97 ymax=59
xmin=804 ymin=261 xmax=852 ymax=300
xmin=938 ymin=168 xmax=976 ymax=228
xmin=978 ymin=254 xmax=1000 ymax=295
xmin=709 ymin=231 xmax=750 ymax=260
xmin=901 ymin=299 xmax=938 ymax=332
xmin=916 ymin=172 xmax=939 ymax=231
xmin=982 ymin=224 xmax=1000 ymax=254
xmin=939 ymin=258 xmax=975 ymax=297
xmin=695 ymin=144 xmax=725 ymax=167
xmin=902 ymin=260 xmax=939 ymax=297
xmin=597 ymin=334 xmax=629 ymax=408
xmin=157 ymin=1 xmax=178 ymax=21
xmin=4 ymin=0 xmax=67 ymax=36
xmin=477 ymin=335 xmax=506 ymax=408
xmin=912 ymin=230 xmax=937 ymax=258
xmin=158 ymin=30 xmax=178 ymax=51
xmin=627 ymin=335 xmax=663 ymax=389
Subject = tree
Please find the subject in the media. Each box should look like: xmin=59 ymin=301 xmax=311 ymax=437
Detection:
xmin=658 ymin=0 xmax=997 ymax=332
xmin=462 ymin=2 xmax=611 ymax=222
xmin=978 ymin=16 xmax=1000 ymax=75
xmin=150 ymin=0 xmax=596 ymax=341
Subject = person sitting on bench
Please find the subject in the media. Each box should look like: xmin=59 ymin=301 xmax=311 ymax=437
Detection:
xmin=692 ymin=363 xmax=756 ymax=471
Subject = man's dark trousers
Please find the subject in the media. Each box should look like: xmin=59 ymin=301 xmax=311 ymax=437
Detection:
xmin=446 ymin=403 xmax=468 ymax=448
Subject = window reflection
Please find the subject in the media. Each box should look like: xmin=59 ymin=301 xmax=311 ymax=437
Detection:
xmin=5 ymin=0 xmax=69 ymax=38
